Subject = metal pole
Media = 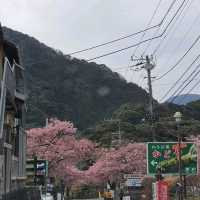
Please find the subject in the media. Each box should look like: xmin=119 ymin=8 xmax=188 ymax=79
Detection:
xmin=183 ymin=175 xmax=187 ymax=199
xmin=34 ymin=155 xmax=37 ymax=186
xmin=178 ymin=132 xmax=183 ymax=200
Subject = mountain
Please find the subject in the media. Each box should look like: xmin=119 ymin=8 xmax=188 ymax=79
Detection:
xmin=3 ymin=27 xmax=149 ymax=129
xmin=166 ymin=94 xmax=200 ymax=105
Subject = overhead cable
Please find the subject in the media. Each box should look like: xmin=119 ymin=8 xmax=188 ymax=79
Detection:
xmin=169 ymin=63 xmax=200 ymax=103
xmin=178 ymin=79 xmax=200 ymax=104
xmin=67 ymin=25 xmax=159 ymax=56
xmin=67 ymin=0 xmax=177 ymax=56
xmin=160 ymin=54 xmax=200 ymax=101
xmin=86 ymin=0 xmax=189 ymax=62
xmin=153 ymin=0 xmax=191 ymax=55
xmin=156 ymin=5 xmax=200 ymax=66
xmin=155 ymin=34 xmax=200 ymax=81
xmin=132 ymin=0 xmax=164 ymax=57
xmin=142 ymin=0 xmax=178 ymax=55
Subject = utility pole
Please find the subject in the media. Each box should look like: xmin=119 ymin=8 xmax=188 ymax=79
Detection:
xmin=131 ymin=55 xmax=156 ymax=141
xmin=145 ymin=56 xmax=153 ymax=123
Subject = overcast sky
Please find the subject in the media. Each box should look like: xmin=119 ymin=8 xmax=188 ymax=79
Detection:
xmin=1 ymin=0 xmax=200 ymax=102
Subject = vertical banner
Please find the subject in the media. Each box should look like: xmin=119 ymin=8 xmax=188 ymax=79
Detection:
xmin=153 ymin=181 xmax=169 ymax=200
xmin=157 ymin=181 xmax=169 ymax=200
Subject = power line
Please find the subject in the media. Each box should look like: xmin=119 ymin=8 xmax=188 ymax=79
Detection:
xmin=168 ymin=63 xmax=200 ymax=103
xmin=160 ymin=54 xmax=200 ymax=101
xmin=152 ymin=0 xmax=191 ymax=55
xmin=155 ymin=33 xmax=200 ymax=81
xmin=18 ymin=1 xmax=178 ymax=69
xmin=142 ymin=0 xmax=178 ymax=55
xmin=87 ymin=2 xmax=187 ymax=62
xmin=68 ymin=0 xmax=177 ymax=56
xmin=156 ymin=0 xmax=195 ymax=58
xmin=178 ymin=79 xmax=200 ymax=104
xmin=67 ymin=25 xmax=160 ymax=56
xmin=169 ymin=63 xmax=200 ymax=103
xmin=132 ymin=0 xmax=164 ymax=57
xmin=86 ymin=35 xmax=161 ymax=61
xmin=155 ymin=5 xmax=200 ymax=71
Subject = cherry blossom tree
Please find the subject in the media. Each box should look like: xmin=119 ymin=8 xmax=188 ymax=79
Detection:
xmin=27 ymin=119 xmax=146 ymax=186
xmin=64 ymin=143 xmax=146 ymax=185
xmin=27 ymin=119 xmax=96 ymax=179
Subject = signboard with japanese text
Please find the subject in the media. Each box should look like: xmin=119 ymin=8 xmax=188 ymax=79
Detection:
xmin=36 ymin=160 xmax=48 ymax=176
xmin=125 ymin=178 xmax=142 ymax=187
xmin=123 ymin=173 xmax=143 ymax=179
xmin=147 ymin=142 xmax=198 ymax=175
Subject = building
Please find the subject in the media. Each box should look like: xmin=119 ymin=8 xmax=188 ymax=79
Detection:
xmin=0 ymin=24 xmax=26 ymax=199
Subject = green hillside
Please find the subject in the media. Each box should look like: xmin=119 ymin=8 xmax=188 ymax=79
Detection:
xmin=3 ymin=27 xmax=149 ymax=129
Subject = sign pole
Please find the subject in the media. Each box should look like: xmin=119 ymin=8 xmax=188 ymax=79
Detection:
xmin=178 ymin=135 xmax=183 ymax=200
xmin=183 ymin=175 xmax=187 ymax=199
xmin=34 ymin=155 xmax=37 ymax=186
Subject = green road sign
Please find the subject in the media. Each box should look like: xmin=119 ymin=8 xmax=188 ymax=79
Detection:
xmin=147 ymin=142 xmax=198 ymax=175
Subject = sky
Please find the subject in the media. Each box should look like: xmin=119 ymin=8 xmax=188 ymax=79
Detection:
xmin=1 ymin=0 xmax=200 ymax=102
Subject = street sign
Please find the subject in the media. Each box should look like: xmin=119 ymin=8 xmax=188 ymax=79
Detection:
xmin=147 ymin=142 xmax=198 ymax=175
xmin=123 ymin=173 xmax=143 ymax=179
xmin=26 ymin=158 xmax=49 ymax=185
xmin=125 ymin=178 xmax=142 ymax=187
xmin=36 ymin=160 xmax=48 ymax=176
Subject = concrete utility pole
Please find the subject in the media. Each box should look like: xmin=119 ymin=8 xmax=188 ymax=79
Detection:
xmin=145 ymin=56 xmax=154 ymax=123
xmin=131 ymin=55 xmax=156 ymax=141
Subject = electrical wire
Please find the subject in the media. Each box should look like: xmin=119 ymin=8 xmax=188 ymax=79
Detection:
xmin=156 ymin=6 xmax=200 ymax=72
xmin=155 ymin=34 xmax=200 ymax=81
xmin=160 ymin=54 xmax=200 ymax=101
xmin=20 ymin=0 xmax=178 ymax=68
xmin=169 ymin=63 xmax=200 ymax=102
xmin=87 ymin=1 xmax=187 ymax=62
xmin=142 ymin=0 xmax=178 ymax=55
xmin=169 ymin=63 xmax=200 ymax=103
xmin=67 ymin=25 xmax=160 ymax=56
xmin=132 ymin=0 xmax=164 ymax=57
xmin=156 ymin=0 xmax=196 ymax=58
xmin=178 ymin=79 xmax=200 ymax=104
xmin=68 ymin=0 xmax=177 ymax=56
xmin=153 ymin=0 xmax=192 ymax=55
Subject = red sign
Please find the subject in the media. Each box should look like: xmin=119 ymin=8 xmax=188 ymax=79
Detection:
xmin=157 ymin=181 xmax=169 ymax=200
xmin=152 ymin=150 xmax=161 ymax=158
